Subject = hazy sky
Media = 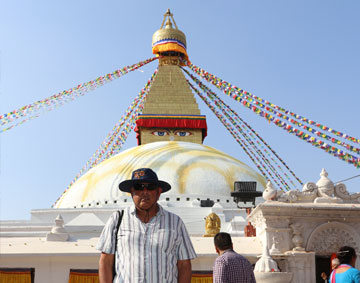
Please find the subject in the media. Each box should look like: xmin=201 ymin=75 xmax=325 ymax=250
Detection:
xmin=1 ymin=0 xmax=359 ymax=220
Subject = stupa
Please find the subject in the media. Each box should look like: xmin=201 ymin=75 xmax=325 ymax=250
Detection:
xmin=0 ymin=9 xmax=266 ymax=282
xmin=1 ymin=9 xmax=360 ymax=283
xmin=52 ymin=8 xmax=266 ymax=225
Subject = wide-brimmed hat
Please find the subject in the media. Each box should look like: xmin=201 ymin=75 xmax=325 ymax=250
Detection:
xmin=118 ymin=168 xmax=171 ymax=193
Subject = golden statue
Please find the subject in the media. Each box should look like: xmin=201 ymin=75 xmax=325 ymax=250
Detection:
xmin=203 ymin=212 xmax=221 ymax=237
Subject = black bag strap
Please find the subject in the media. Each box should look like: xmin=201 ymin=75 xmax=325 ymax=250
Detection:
xmin=113 ymin=209 xmax=124 ymax=279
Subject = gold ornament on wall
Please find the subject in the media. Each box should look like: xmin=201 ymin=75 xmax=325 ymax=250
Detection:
xmin=203 ymin=212 xmax=221 ymax=237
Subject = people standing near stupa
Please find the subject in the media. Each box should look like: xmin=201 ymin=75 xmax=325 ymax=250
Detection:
xmin=321 ymin=257 xmax=340 ymax=282
xmin=97 ymin=168 xmax=196 ymax=283
xmin=329 ymin=246 xmax=360 ymax=283
xmin=213 ymin=232 xmax=256 ymax=283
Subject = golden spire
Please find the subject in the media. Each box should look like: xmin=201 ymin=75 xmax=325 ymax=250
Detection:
xmin=152 ymin=9 xmax=188 ymax=64
xmin=135 ymin=9 xmax=206 ymax=146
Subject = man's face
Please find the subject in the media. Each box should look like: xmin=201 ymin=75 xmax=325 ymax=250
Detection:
xmin=131 ymin=183 xmax=162 ymax=210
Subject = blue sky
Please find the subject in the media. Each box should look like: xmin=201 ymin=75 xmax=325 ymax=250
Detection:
xmin=1 ymin=0 xmax=359 ymax=220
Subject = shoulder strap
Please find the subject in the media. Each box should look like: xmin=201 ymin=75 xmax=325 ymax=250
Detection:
xmin=114 ymin=210 xmax=124 ymax=243
xmin=113 ymin=210 xmax=124 ymax=279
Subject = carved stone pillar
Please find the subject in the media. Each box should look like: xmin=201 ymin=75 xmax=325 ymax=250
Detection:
xmin=265 ymin=218 xmax=292 ymax=254
xmin=290 ymin=223 xmax=305 ymax=251
xmin=248 ymin=211 xmax=292 ymax=254
xmin=286 ymin=251 xmax=316 ymax=283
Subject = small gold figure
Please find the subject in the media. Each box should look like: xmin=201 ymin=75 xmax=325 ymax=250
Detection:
xmin=203 ymin=212 xmax=221 ymax=237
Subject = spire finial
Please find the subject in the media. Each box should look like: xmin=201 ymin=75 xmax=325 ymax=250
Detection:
xmin=160 ymin=8 xmax=178 ymax=29
xmin=165 ymin=8 xmax=172 ymax=17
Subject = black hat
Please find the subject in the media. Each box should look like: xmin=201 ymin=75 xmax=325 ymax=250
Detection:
xmin=118 ymin=168 xmax=171 ymax=193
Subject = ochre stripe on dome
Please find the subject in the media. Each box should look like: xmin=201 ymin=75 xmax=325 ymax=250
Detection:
xmin=54 ymin=141 xmax=266 ymax=208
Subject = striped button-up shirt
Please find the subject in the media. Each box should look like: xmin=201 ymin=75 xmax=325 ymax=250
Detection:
xmin=97 ymin=204 xmax=197 ymax=283
xmin=213 ymin=249 xmax=256 ymax=283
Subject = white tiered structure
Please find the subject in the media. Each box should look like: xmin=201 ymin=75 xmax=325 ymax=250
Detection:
xmin=2 ymin=167 xmax=360 ymax=282
xmin=0 ymin=141 xmax=267 ymax=282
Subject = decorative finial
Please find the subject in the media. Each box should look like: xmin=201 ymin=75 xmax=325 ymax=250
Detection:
xmin=320 ymin=168 xmax=328 ymax=177
xmin=160 ymin=8 xmax=178 ymax=30
xmin=164 ymin=8 xmax=172 ymax=17
xmin=316 ymin=168 xmax=333 ymax=190
xmin=165 ymin=18 xmax=173 ymax=29
xmin=46 ymin=214 xmax=69 ymax=242
xmin=263 ymin=181 xmax=277 ymax=201
xmin=254 ymin=242 xmax=280 ymax=272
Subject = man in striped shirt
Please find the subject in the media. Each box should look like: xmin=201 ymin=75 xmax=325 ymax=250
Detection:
xmin=97 ymin=168 xmax=196 ymax=283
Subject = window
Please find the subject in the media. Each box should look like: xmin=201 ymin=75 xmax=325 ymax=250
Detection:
xmin=0 ymin=268 xmax=35 ymax=283
xmin=68 ymin=269 xmax=98 ymax=283
xmin=191 ymin=271 xmax=213 ymax=283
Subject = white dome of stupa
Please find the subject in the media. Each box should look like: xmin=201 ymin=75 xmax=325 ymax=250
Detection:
xmin=54 ymin=141 xmax=266 ymax=208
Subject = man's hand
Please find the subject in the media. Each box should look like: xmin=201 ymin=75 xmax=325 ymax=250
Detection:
xmin=99 ymin=252 xmax=115 ymax=283
xmin=320 ymin=272 xmax=327 ymax=281
xmin=177 ymin=259 xmax=192 ymax=283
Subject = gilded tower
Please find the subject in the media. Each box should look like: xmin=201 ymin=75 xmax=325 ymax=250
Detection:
xmin=135 ymin=9 xmax=207 ymax=145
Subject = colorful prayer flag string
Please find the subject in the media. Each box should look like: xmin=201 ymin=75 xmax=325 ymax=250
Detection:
xmin=185 ymin=68 xmax=302 ymax=186
xmin=184 ymin=67 xmax=303 ymax=189
xmin=186 ymin=73 xmax=300 ymax=190
xmin=186 ymin=61 xmax=360 ymax=147
xmin=186 ymin=62 xmax=360 ymax=152
xmin=53 ymin=70 xmax=158 ymax=207
xmin=186 ymin=62 xmax=360 ymax=169
xmin=0 ymin=57 xmax=158 ymax=133
xmin=187 ymin=80 xmax=289 ymax=190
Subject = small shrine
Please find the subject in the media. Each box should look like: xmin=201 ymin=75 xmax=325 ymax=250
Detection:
xmin=249 ymin=169 xmax=360 ymax=282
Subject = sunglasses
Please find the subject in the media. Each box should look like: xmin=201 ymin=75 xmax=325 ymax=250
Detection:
xmin=133 ymin=183 xmax=158 ymax=191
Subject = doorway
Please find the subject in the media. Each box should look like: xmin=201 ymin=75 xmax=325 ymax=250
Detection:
xmin=316 ymin=255 xmax=330 ymax=283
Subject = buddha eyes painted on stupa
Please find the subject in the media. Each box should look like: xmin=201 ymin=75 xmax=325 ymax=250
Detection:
xmin=152 ymin=130 xmax=170 ymax=136
xmin=174 ymin=130 xmax=192 ymax=137
xmin=151 ymin=128 xmax=192 ymax=137
xmin=140 ymin=127 xmax=201 ymax=144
